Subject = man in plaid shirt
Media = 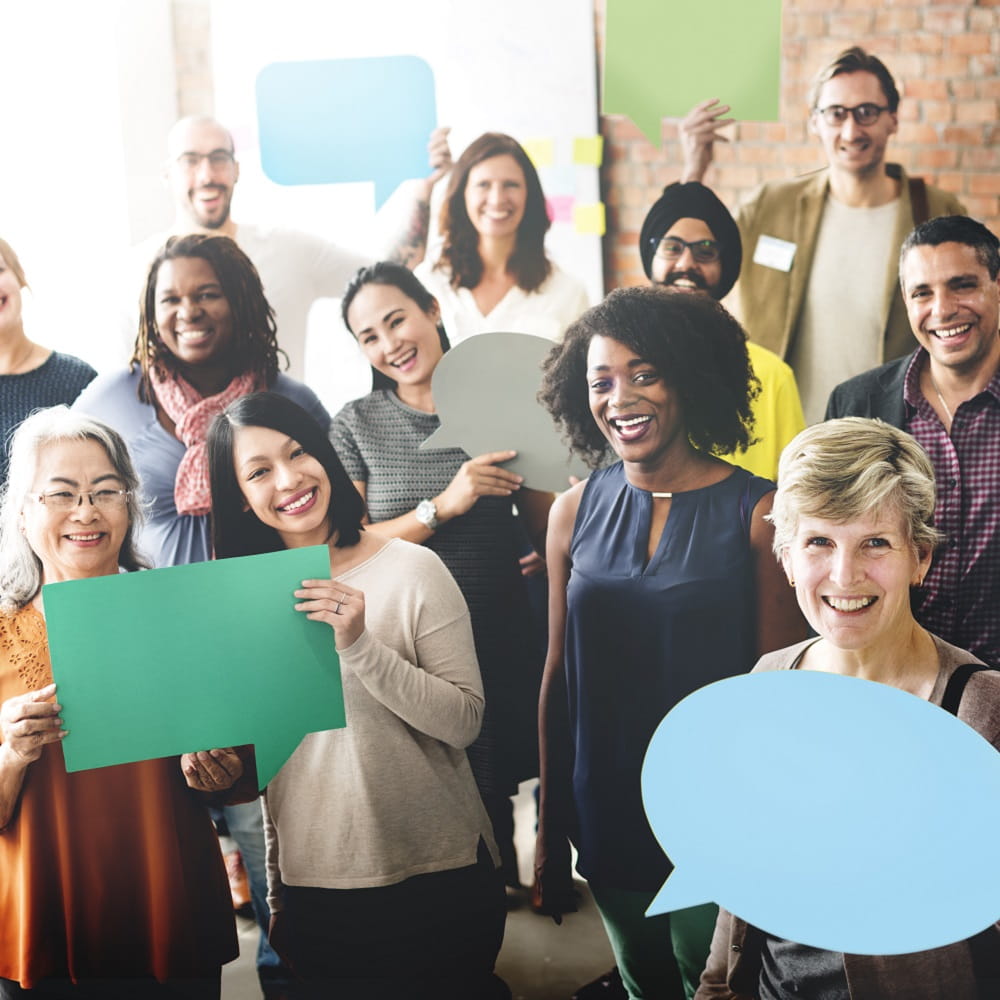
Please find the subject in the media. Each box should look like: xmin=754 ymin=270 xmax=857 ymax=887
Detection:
xmin=827 ymin=215 xmax=1000 ymax=668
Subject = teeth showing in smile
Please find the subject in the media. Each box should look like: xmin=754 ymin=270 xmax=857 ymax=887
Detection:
xmin=392 ymin=349 xmax=416 ymax=367
xmin=931 ymin=323 xmax=971 ymax=339
xmin=280 ymin=489 xmax=315 ymax=512
xmin=176 ymin=329 xmax=210 ymax=341
xmin=611 ymin=415 xmax=651 ymax=429
xmin=67 ymin=533 xmax=102 ymax=542
xmin=824 ymin=596 xmax=876 ymax=612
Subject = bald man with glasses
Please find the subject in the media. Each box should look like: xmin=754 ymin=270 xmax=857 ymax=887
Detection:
xmin=681 ymin=46 xmax=965 ymax=422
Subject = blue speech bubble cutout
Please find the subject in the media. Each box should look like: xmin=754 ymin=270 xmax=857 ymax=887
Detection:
xmin=641 ymin=670 xmax=1000 ymax=955
xmin=256 ymin=56 xmax=437 ymax=208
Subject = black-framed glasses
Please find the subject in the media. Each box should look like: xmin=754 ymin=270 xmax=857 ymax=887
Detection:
xmin=814 ymin=103 xmax=891 ymax=127
xmin=27 ymin=489 xmax=131 ymax=511
xmin=652 ymin=236 xmax=721 ymax=264
xmin=174 ymin=150 xmax=235 ymax=170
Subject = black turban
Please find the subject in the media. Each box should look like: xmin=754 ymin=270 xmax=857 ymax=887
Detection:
xmin=638 ymin=181 xmax=742 ymax=300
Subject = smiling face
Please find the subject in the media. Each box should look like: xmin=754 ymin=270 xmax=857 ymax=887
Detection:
xmin=781 ymin=507 xmax=929 ymax=654
xmin=21 ymin=438 xmax=129 ymax=584
xmin=810 ymin=71 xmax=898 ymax=179
xmin=0 ymin=250 xmax=24 ymax=337
xmin=346 ymin=282 xmax=444 ymax=398
xmin=154 ymin=256 xmax=235 ymax=376
xmin=586 ymin=335 xmax=686 ymax=470
xmin=650 ymin=217 xmax=723 ymax=296
xmin=463 ymin=154 xmax=528 ymax=241
xmin=232 ymin=425 xmax=332 ymax=549
xmin=166 ymin=118 xmax=239 ymax=230
xmin=901 ymin=241 xmax=1000 ymax=380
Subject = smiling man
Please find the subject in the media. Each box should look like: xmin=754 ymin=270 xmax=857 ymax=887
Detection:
xmin=681 ymin=47 xmax=965 ymax=422
xmin=638 ymin=181 xmax=804 ymax=480
xmin=827 ymin=216 xmax=1000 ymax=668
xmin=112 ymin=115 xmax=451 ymax=383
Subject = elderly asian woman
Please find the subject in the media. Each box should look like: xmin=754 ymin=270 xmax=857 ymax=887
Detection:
xmin=696 ymin=417 xmax=1000 ymax=1000
xmin=0 ymin=407 xmax=246 ymax=1000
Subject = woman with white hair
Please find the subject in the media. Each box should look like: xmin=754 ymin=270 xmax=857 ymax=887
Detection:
xmin=697 ymin=417 xmax=1000 ymax=1000
xmin=0 ymin=407 xmax=246 ymax=999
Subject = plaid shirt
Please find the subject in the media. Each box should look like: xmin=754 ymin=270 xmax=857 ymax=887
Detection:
xmin=903 ymin=349 xmax=1000 ymax=667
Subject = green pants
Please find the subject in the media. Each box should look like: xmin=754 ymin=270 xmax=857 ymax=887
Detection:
xmin=590 ymin=884 xmax=718 ymax=1000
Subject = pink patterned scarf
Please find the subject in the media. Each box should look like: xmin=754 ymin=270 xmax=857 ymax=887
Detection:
xmin=152 ymin=370 xmax=261 ymax=516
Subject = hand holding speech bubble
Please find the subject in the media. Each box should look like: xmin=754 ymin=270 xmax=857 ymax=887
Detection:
xmin=641 ymin=670 xmax=1000 ymax=955
xmin=45 ymin=545 xmax=343 ymax=790
xmin=256 ymin=56 xmax=437 ymax=208
xmin=419 ymin=332 xmax=589 ymax=493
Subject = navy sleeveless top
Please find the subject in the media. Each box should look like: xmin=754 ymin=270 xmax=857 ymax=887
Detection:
xmin=565 ymin=461 xmax=774 ymax=890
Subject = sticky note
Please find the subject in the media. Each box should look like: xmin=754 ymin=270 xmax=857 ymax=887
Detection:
xmin=573 ymin=135 xmax=604 ymax=166
xmin=546 ymin=194 xmax=575 ymax=224
xmin=522 ymin=137 xmax=555 ymax=168
xmin=574 ymin=202 xmax=606 ymax=236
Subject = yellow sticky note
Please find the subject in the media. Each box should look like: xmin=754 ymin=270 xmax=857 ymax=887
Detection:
xmin=573 ymin=135 xmax=604 ymax=166
xmin=522 ymin=138 xmax=554 ymax=168
xmin=574 ymin=202 xmax=606 ymax=236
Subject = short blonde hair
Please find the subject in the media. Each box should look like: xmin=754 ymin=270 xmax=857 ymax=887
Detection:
xmin=770 ymin=418 xmax=941 ymax=558
xmin=0 ymin=238 xmax=28 ymax=288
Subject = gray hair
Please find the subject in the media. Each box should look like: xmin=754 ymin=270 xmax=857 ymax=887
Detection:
xmin=769 ymin=418 xmax=941 ymax=559
xmin=0 ymin=407 xmax=149 ymax=611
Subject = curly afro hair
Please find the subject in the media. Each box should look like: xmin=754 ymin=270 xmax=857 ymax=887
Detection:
xmin=539 ymin=286 xmax=759 ymax=468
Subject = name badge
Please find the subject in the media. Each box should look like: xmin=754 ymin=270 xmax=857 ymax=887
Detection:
xmin=753 ymin=234 xmax=796 ymax=272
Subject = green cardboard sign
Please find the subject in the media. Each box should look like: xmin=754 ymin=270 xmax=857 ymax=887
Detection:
xmin=45 ymin=545 xmax=342 ymax=789
xmin=604 ymin=0 xmax=782 ymax=142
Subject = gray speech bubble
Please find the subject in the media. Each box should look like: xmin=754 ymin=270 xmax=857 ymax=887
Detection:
xmin=420 ymin=332 xmax=588 ymax=492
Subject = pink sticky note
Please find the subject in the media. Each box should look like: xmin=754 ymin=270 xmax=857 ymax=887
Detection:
xmin=546 ymin=195 xmax=575 ymax=224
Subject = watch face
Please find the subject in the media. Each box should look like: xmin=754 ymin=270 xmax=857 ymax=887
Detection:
xmin=416 ymin=500 xmax=438 ymax=528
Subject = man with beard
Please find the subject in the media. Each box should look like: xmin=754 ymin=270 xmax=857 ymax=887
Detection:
xmin=112 ymin=115 xmax=450 ymax=381
xmin=639 ymin=180 xmax=805 ymax=480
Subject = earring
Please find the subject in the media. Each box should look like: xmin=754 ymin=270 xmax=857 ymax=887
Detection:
xmin=787 ymin=578 xmax=796 ymax=587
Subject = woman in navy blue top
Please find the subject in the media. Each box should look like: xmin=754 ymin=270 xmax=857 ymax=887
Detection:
xmin=535 ymin=287 xmax=805 ymax=999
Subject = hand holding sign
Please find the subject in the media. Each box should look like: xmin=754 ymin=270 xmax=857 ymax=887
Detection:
xmin=46 ymin=546 xmax=343 ymax=790
xmin=420 ymin=332 xmax=588 ymax=492
xmin=641 ymin=670 xmax=1000 ymax=955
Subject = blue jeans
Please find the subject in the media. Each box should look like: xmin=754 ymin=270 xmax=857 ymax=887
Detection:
xmin=221 ymin=799 xmax=283 ymax=972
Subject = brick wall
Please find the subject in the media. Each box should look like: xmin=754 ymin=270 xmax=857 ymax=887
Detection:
xmin=595 ymin=0 xmax=1000 ymax=292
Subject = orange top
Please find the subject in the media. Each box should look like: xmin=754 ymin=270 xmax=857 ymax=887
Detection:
xmin=0 ymin=606 xmax=238 ymax=987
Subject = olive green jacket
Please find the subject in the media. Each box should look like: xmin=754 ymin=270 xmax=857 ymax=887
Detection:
xmin=734 ymin=164 xmax=965 ymax=364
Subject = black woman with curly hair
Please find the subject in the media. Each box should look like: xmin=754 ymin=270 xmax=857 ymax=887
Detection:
xmin=74 ymin=233 xmax=329 ymax=993
xmin=533 ymin=286 xmax=805 ymax=1000
xmin=76 ymin=233 xmax=329 ymax=568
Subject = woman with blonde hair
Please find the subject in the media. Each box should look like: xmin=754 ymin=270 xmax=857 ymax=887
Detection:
xmin=697 ymin=417 xmax=1000 ymax=1000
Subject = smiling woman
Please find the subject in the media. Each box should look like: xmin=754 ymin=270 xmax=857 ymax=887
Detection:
xmin=0 ymin=407 xmax=249 ymax=1000
xmin=535 ymin=286 xmax=806 ymax=999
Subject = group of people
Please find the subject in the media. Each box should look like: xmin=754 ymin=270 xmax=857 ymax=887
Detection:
xmin=0 ymin=38 xmax=997 ymax=1000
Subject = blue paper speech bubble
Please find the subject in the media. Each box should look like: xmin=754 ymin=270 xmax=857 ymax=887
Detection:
xmin=255 ymin=56 xmax=437 ymax=208
xmin=641 ymin=670 xmax=1000 ymax=954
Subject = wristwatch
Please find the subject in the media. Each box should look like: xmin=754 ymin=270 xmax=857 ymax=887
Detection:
xmin=414 ymin=499 xmax=439 ymax=530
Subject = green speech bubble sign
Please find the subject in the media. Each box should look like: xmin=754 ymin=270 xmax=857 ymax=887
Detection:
xmin=604 ymin=0 xmax=782 ymax=143
xmin=45 ymin=545 xmax=342 ymax=789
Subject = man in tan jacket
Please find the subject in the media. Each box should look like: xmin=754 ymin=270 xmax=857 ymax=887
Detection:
xmin=681 ymin=46 xmax=964 ymax=422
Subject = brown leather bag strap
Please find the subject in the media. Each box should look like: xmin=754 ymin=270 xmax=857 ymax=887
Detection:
xmin=909 ymin=176 xmax=930 ymax=225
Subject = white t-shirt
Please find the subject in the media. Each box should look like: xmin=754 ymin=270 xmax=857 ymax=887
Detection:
xmin=789 ymin=197 xmax=899 ymax=424
xmin=414 ymin=259 xmax=589 ymax=345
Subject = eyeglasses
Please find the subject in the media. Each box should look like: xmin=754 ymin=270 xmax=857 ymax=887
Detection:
xmin=814 ymin=103 xmax=891 ymax=127
xmin=652 ymin=236 xmax=721 ymax=264
xmin=27 ymin=489 xmax=131 ymax=511
xmin=174 ymin=151 xmax=235 ymax=170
